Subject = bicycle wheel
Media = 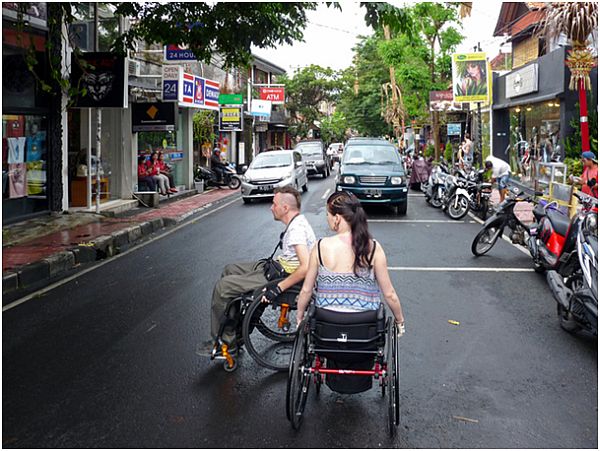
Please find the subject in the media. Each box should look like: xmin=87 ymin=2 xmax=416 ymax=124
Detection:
xmin=242 ymin=297 xmax=298 ymax=371
xmin=286 ymin=321 xmax=311 ymax=429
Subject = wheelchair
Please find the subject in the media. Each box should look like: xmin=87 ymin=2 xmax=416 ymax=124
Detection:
xmin=211 ymin=278 xmax=304 ymax=372
xmin=286 ymin=303 xmax=400 ymax=437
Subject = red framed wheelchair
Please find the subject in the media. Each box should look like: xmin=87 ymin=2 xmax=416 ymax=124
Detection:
xmin=286 ymin=304 xmax=400 ymax=437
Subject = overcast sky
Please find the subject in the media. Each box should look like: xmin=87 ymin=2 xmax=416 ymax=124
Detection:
xmin=252 ymin=1 xmax=506 ymax=75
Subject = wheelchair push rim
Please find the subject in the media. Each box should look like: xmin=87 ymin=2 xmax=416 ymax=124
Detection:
xmin=242 ymin=296 xmax=298 ymax=372
xmin=286 ymin=320 xmax=311 ymax=429
xmin=386 ymin=319 xmax=400 ymax=437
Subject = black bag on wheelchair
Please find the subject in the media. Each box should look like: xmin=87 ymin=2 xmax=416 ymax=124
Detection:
xmin=259 ymin=257 xmax=288 ymax=282
xmin=311 ymin=307 xmax=385 ymax=394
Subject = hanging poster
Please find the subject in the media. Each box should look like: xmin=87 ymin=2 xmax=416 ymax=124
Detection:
xmin=70 ymin=52 xmax=128 ymax=108
xmin=452 ymin=52 xmax=489 ymax=103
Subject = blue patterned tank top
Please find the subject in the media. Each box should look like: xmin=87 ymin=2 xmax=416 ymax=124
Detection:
xmin=315 ymin=239 xmax=382 ymax=312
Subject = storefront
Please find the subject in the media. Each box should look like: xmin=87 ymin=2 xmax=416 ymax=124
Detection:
xmin=2 ymin=4 xmax=62 ymax=223
xmin=492 ymin=46 xmax=598 ymax=172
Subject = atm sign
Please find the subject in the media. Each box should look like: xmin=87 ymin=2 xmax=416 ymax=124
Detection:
xmin=258 ymin=87 xmax=285 ymax=105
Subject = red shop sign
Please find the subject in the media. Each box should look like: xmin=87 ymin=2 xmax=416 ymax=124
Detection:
xmin=259 ymin=87 xmax=285 ymax=104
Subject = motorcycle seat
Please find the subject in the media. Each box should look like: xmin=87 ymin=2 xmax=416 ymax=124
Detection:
xmin=547 ymin=210 xmax=570 ymax=237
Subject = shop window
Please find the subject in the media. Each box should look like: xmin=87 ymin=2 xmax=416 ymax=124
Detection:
xmin=2 ymin=114 xmax=49 ymax=215
xmin=509 ymin=101 xmax=561 ymax=179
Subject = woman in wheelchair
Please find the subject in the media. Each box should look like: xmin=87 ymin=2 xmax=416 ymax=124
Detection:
xmin=288 ymin=191 xmax=405 ymax=435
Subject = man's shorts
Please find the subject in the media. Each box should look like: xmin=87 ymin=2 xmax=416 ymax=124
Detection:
xmin=498 ymin=174 xmax=510 ymax=190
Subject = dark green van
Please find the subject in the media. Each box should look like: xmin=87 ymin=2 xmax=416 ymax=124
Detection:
xmin=335 ymin=140 xmax=408 ymax=215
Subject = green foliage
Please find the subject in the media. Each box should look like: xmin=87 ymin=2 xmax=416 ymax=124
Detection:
xmin=564 ymin=157 xmax=584 ymax=177
xmin=112 ymin=2 xmax=317 ymax=68
xmin=444 ymin=142 xmax=453 ymax=162
xmin=425 ymin=144 xmax=435 ymax=158
xmin=193 ymin=111 xmax=217 ymax=144
xmin=320 ymin=111 xmax=348 ymax=144
xmin=281 ymin=64 xmax=343 ymax=140
xmin=336 ymin=34 xmax=393 ymax=137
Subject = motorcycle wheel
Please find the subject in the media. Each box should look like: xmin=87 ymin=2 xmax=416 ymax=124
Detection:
xmin=228 ymin=177 xmax=241 ymax=190
xmin=447 ymin=194 xmax=469 ymax=220
xmin=471 ymin=223 xmax=503 ymax=256
xmin=430 ymin=191 xmax=443 ymax=209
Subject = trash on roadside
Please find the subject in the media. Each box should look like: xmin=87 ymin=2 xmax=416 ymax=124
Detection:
xmin=448 ymin=320 xmax=460 ymax=326
xmin=453 ymin=415 xmax=479 ymax=423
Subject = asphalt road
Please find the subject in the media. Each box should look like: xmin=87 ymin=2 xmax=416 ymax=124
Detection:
xmin=3 ymin=168 xmax=598 ymax=448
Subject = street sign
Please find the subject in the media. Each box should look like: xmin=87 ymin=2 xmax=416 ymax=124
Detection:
xmin=219 ymin=106 xmax=243 ymax=131
xmin=219 ymin=93 xmax=243 ymax=105
xmin=259 ymin=87 xmax=285 ymax=104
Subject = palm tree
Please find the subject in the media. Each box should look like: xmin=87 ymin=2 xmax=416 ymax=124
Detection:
xmin=536 ymin=2 xmax=598 ymax=153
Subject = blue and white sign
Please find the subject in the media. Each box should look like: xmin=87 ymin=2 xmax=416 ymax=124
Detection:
xmin=250 ymin=99 xmax=272 ymax=117
xmin=165 ymin=44 xmax=197 ymax=61
xmin=163 ymin=80 xmax=178 ymax=101
xmin=447 ymin=123 xmax=461 ymax=136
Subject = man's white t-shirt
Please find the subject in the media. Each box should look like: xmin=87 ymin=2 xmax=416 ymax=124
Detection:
xmin=487 ymin=156 xmax=511 ymax=178
xmin=277 ymin=214 xmax=316 ymax=273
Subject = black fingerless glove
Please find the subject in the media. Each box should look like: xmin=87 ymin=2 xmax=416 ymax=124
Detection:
xmin=262 ymin=282 xmax=282 ymax=303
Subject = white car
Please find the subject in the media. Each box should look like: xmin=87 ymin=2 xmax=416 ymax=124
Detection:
xmin=240 ymin=150 xmax=308 ymax=203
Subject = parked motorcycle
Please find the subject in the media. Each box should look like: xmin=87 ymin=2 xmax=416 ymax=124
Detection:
xmin=527 ymin=191 xmax=598 ymax=273
xmin=194 ymin=164 xmax=241 ymax=190
xmin=546 ymin=193 xmax=598 ymax=335
xmin=471 ymin=186 xmax=541 ymax=256
xmin=424 ymin=163 xmax=450 ymax=209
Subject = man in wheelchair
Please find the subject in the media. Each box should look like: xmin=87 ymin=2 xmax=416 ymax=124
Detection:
xmin=206 ymin=186 xmax=316 ymax=362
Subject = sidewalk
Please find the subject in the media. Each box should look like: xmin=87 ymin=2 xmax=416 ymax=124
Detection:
xmin=2 ymin=188 xmax=240 ymax=298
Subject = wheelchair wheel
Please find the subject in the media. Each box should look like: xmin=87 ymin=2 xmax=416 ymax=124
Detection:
xmin=242 ymin=297 xmax=298 ymax=372
xmin=387 ymin=320 xmax=400 ymax=437
xmin=286 ymin=320 xmax=311 ymax=429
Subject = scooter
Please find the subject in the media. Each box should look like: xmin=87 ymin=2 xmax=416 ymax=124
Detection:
xmin=195 ymin=164 xmax=241 ymax=190
xmin=546 ymin=193 xmax=598 ymax=335
xmin=528 ymin=192 xmax=598 ymax=273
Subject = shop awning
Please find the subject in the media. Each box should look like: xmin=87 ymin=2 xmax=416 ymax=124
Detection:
xmin=493 ymin=91 xmax=563 ymax=110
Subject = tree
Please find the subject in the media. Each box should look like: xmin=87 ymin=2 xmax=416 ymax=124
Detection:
xmin=112 ymin=2 xmax=317 ymax=68
xmin=336 ymin=34 xmax=394 ymax=137
xmin=320 ymin=111 xmax=348 ymax=144
xmin=280 ymin=65 xmax=342 ymax=139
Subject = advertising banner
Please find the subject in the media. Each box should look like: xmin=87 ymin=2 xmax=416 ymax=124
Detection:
xmin=452 ymin=52 xmax=490 ymax=103
xmin=258 ymin=87 xmax=285 ymax=105
xmin=219 ymin=93 xmax=243 ymax=105
xmin=429 ymin=90 xmax=463 ymax=112
xmin=178 ymin=72 xmax=220 ymax=110
xmin=70 ymin=52 xmax=127 ymax=108
xmin=132 ymin=102 xmax=176 ymax=132
xmin=162 ymin=65 xmax=181 ymax=102
xmin=164 ymin=44 xmax=197 ymax=61
xmin=250 ymin=99 xmax=272 ymax=117
xmin=219 ymin=106 xmax=243 ymax=131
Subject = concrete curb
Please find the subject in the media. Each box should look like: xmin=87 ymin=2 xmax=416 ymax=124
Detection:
xmin=2 ymin=192 xmax=237 ymax=296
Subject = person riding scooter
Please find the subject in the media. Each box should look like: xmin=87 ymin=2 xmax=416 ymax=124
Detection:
xmin=211 ymin=148 xmax=227 ymax=182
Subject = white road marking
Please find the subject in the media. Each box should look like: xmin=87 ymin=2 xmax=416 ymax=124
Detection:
xmin=408 ymin=194 xmax=425 ymax=197
xmin=3 ymin=197 xmax=242 ymax=312
xmin=369 ymin=219 xmax=476 ymax=224
xmin=388 ymin=267 xmax=534 ymax=272
xmin=467 ymin=211 xmax=531 ymax=256
xmin=321 ymin=188 xmax=331 ymax=200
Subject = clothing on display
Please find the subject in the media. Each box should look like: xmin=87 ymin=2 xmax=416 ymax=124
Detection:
xmin=8 ymin=163 xmax=27 ymax=198
xmin=7 ymin=137 xmax=26 ymax=164
xmin=26 ymin=161 xmax=46 ymax=195
xmin=26 ymin=132 xmax=45 ymax=161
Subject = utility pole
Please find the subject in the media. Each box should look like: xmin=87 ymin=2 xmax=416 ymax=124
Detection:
xmin=474 ymin=42 xmax=483 ymax=168
xmin=94 ymin=3 xmax=102 ymax=213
